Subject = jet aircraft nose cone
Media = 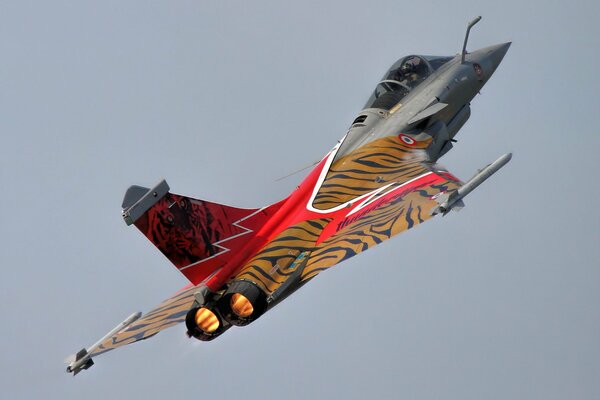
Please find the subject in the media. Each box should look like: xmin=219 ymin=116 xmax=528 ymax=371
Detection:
xmin=469 ymin=41 xmax=511 ymax=81
xmin=487 ymin=41 xmax=511 ymax=68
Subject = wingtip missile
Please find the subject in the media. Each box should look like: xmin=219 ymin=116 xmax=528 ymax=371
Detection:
xmin=432 ymin=153 xmax=512 ymax=215
xmin=66 ymin=312 xmax=142 ymax=375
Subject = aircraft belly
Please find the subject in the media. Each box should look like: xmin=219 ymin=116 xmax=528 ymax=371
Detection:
xmin=233 ymin=219 xmax=329 ymax=294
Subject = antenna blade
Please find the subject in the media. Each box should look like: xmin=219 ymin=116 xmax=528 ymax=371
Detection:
xmin=275 ymin=160 xmax=319 ymax=182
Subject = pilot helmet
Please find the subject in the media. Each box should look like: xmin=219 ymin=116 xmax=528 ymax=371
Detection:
xmin=400 ymin=62 xmax=415 ymax=75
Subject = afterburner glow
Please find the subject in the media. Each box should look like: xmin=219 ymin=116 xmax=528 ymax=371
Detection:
xmin=195 ymin=307 xmax=219 ymax=333
xmin=230 ymin=293 xmax=254 ymax=317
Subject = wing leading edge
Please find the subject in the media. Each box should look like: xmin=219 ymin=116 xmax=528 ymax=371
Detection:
xmin=67 ymin=284 xmax=197 ymax=375
xmin=67 ymin=183 xmax=287 ymax=374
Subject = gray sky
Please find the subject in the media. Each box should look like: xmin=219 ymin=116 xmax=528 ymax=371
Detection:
xmin=2 ymin=1 xmax=599 ymax=399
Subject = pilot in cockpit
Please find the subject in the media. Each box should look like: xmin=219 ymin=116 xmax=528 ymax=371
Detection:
xmin=400 ymin=62 xmax=415 ymax=74
xmin=399 ymin=57 xmax=428 ymax=86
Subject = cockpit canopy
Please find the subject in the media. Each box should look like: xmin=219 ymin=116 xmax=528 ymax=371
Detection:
xmin=364 ymin=55 xmax=453 ymax=111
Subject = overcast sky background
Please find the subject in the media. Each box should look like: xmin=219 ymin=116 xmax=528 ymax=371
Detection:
xmin=2 ymin=1 xmax=599 ymax=399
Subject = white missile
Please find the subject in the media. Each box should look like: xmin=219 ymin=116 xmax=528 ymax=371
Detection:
xmin=433 ymin=153 xmax=512 ymax=215
xmin=66 ymin=311 xmax=141 ymax=375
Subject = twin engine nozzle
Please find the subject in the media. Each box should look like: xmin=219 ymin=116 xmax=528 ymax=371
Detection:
xmin=185 ymin=280 xmax=268 ymax=341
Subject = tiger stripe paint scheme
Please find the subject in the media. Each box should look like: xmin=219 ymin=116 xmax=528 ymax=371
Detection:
xmin=312 ymin=135 xmax=433 ymax=210
xmin=234 ymin=134 xmax=461 ymax=296
xmin=89 ymin=284 xmax=198 ymax=357
xmin=89 ymin=133 xmax=461 ymax=356
xmin=131 ymin=192 xmax=287 ymax=284
xmin=68 ymin=34 xmax=511 ymax=373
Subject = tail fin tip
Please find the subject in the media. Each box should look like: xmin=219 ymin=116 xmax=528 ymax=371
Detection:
xmin=122 ymin=179 xmax=170 ymax=226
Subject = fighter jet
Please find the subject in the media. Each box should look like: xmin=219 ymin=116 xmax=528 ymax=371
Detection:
xmin=67 ymin=17 xmax=511 ymax=375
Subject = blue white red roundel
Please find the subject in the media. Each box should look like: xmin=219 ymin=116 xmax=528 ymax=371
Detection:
xmin=398 ymin=133 xmax=416 ymax=146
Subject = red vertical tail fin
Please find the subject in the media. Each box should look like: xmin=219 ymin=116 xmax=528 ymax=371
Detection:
xmin=122 ymin=180 xmax=286 ymax=284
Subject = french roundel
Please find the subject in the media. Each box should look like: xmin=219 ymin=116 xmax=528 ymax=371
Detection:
xmin=398 ymin=133 xmax=416 ymax=146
